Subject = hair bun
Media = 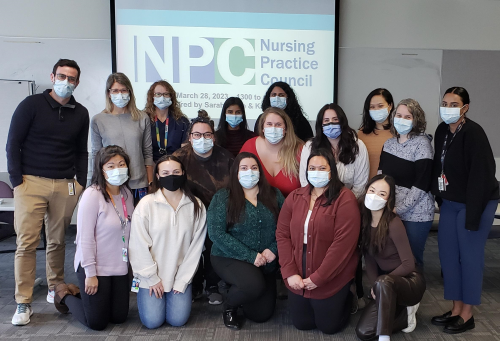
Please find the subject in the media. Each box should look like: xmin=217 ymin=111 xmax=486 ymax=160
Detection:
xmin=197 ymin=109 xmax=210 ymax=120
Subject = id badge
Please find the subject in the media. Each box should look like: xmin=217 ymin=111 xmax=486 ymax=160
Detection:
xmin=438 ymin=176 xmax=445 ymax=192
xmin=68 ymin=182 xmax=75 ymax=196
xmin=122 ymin=248 xmax=128 ymax=262
xmin=131 ymin=277 xmax=140 ymax=293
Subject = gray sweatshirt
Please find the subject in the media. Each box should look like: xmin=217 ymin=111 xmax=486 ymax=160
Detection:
xmin=90 ymin=112 xmax=153 ymax=189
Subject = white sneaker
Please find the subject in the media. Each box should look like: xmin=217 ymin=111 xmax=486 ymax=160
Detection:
xmin=12 ymin=303 xmax=33 ymax=326
xmin=402 ymin=303 xmax=420 ymax=333
xmin=47 ymin=289 xmax=54 ymax=303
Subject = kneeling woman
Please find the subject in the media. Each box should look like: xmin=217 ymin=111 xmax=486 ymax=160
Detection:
xmin=277 ymin=149 xmax=360 ymax=334
xmin=129 ymin=155 xmax=207 ymax=329
xmin=54 ymin=145 xmax=134 ymax=331
xmin=356 ymin=175 xmax=426 ymax=341
xmin=208 ymin=152 xmax=284 ymax=330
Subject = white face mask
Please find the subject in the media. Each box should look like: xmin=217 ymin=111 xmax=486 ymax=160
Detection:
xmin=440 ymin=106 xmax=465 ymax=124
xmin=263 ymin=127 xmax=284 ymax=144
xmin=270 ymin=96 xmax=287 ymax=109
xmin=154 ymin=96 xmax=172 ymax=110
xmin=364 ymin=193 xmax=387 ymax=211
xmin=111 ymin=93 xmax=130 ymax=108
xmin=192 ymin=137 xmax=214 ymax=154
xmin=53 ymin=79 xmax=75 ymax=98
xmin=369 ymin=108 xmax=389 ymax=123
xmin=238 ymin=169 xmax=260 ymax=189
xmin=105 ymin=167 xmax=129 ymax=186
xmin=393 ymin=117 xmax=413 ymax=135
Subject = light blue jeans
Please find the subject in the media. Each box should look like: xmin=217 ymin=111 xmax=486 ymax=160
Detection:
xmin=137 ymin=284 xmax=192 ymax=329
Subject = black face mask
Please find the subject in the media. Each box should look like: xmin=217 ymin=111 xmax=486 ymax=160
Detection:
xmin=159 ymin=174 xmax=186 ymax=192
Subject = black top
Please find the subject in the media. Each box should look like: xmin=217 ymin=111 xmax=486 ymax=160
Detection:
xmin=253 ymin=113 xmax=314 ymax=142
xmin=6 ymin=89 xmax=89 ymax=187
xmin=215 ymin=127 xmax=257 ymax=157
xmin=431 ymin=119 xmax=499 ymax=231
xmin=149 ymin=114 xmax=189 ymax=162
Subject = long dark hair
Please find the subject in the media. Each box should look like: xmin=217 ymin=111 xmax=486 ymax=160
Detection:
xmin=359 ymin=88 xmax=394 ymax=134
xmin=261 ymin=81 xmax=308 ymax=122
xmin=226 ymin=152 xmax=280 ymax=229
xmin=91 ymin=145 xmax=131 ymax=203
xmin=215 ymin=97 xmax=252 ymax=147
xmin=444 ymin=86 xmax=470 ymax=105
xmin=151 ymin=154 xmax=202 ymax=219
xmin=312 ymin=103 xmax=359 ymax=165
xmin=360 ymin=174 xmax=397 ymax=255
xmin=306 ymin=148 xmax=344 ymax=206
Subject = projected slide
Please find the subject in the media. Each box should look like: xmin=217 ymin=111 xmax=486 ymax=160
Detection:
xmin=114 ymin=3 xmax=337 ymax=119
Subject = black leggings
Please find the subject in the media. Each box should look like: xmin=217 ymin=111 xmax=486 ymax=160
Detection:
xmin=193 ymin=237 xmax=220 ymax=292
xmin=288 ymin=280 xmax=352 ymax=334
xmin=211 ymin=255 xmax=277 ymax=323
xmin=64 ymin=265 xmax=130 ymax=331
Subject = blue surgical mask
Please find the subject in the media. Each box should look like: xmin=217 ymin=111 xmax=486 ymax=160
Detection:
xmin=307 ymin=171 xmax=330 ymax=188
xmin=239 ymin=169 xmax=260 ymax=189
xmin=111 ymin=93 xmax=130 ymax=108
xmin=270 ymin=96 xmax=287 ymax=109
xmin=393 ymin=117 xmax=413 ymax=135
xmin=105 ymin=167 xmax=129 ymax=186
xmin=263 ymin=127 xmax=284 ymax=144
xmin=323 ymin=124 xmax=342 ymax=139
xmin=369 ymin=108 xmax=390 ymax=123
xmin=192 ymin=137 xmax=214 ymax=154
xmin=440 ymin=106 xmax=464 ymax=124
xmin=154 ymin=97 xmax=172 ymax=110
xmin=53 ymin=79 xmax=75 ymax=99
xmin=226 ymin=114 xmax=243 ymax=128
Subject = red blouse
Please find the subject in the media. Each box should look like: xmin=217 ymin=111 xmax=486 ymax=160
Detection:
xmin=240 ymin=137 xmax=301 ymax=197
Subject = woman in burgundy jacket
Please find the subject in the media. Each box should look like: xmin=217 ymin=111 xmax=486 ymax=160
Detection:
xmin=276 ymin=148 xmax=360 ymax=334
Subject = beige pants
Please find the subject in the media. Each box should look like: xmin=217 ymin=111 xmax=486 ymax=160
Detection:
xmin=14 ymin=175 xmax=82 ymax=303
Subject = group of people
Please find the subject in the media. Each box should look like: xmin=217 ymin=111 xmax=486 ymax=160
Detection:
xmin=6 ymin=59 xmax=499 ymax=340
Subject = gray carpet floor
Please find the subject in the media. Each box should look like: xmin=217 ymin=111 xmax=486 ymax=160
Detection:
xmin=1 ymin=226 xmax=500 ymax=340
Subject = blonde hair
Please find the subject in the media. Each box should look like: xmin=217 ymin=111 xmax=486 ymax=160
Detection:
xmin=103 ymin=73 xmax=143 ymax=121
xmin=259 ymin=107 xmax=303 ymax=178
xmin=144 ymin=80 xmax=187 ymax=122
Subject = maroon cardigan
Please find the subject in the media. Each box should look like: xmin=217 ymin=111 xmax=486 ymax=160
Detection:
xmin=276 ymin=186 xmax=360 ymax=299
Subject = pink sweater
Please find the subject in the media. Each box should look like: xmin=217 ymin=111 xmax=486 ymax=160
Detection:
xmin=74 ymin=186 xmax=134 ymax=277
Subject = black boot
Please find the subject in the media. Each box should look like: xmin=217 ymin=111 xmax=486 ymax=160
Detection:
xmin=223 ymin=307 xmax=241 ymax=330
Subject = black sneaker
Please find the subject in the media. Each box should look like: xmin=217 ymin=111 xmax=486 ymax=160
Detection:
xmin=207 ymin=286 xmax=223 ymax=305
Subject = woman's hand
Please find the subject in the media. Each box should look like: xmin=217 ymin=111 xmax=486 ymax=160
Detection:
xmin=371 ymin=288 xmax=376 ymax=300
xmin=302 ymin=277 xmax=318 ymax=290
xmin=149 ymin=281 xmax=164 ymax=299
xmin=85 ymin=276 xmax=98 ymax=295
xmin=287 ymin=275 xmax=305 ymax=291
xmin=261 ymin=249 xmax=276 ymax=263
xmin=254 ymin=253 xmax=267 ymax=267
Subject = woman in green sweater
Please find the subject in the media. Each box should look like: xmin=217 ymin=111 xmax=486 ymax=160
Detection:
xmin=208 ymin=152 xmax=285 ymax=330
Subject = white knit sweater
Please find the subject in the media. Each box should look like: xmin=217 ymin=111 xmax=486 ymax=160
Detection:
xmin=129 ymin=189 xmax=207 ymax=293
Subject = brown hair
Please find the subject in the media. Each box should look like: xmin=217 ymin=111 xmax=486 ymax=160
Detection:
xmin=259 ymin=107 xmax=303 ymax=178
xmin=144 ymin=80 xmax=186 ymax=121
xmin=360 ymin=174 xmax=397 ymax=255
xmin=103 ymin=73 xmax=143 ymax=121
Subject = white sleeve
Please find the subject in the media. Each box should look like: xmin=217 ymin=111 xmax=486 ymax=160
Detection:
xmin=351 ymin=139 xmax=370 ymax=198
xmin=299 ymin=142 xmax=311 ymax=187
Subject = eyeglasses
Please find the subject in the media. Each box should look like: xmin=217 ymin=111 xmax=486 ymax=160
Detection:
xmin=55 ymin=73 xmax=77 ymax=84
xmin=153 ymin=92 xmax=170 ymax=98
xmin=109 ymin=88 xmax=130 ymax=95
xmin=190 ymin=132 xmax=213 ymax=140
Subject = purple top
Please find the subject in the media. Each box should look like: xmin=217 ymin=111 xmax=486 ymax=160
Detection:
xmin=74 ymin=185 xmax=134 ymax=277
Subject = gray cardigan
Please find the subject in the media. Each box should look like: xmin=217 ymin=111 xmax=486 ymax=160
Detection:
xmin=90 ymin=112 xmax=153 ymax=189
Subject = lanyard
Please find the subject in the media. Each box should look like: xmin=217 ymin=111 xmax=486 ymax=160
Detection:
xmin=440 ymin=119 xmax=465 ymax=174
xmin=155 ymin=116 xmax=169 ymax=154
xmin=107 ymin=190 xmax=129 ymax=246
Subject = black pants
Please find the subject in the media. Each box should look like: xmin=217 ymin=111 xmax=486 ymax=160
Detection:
xmin=211 ymin=255 xmax=277 ymax=323
xmin=288 ymin=280 xmax=352 ymax=334
xmin=64 ymin=265 xmax=130 ymax=331
xmin=193 ymin=237 xmax=221 ymax=293
xmin=355 ymin=268 xmax=426 ymax=339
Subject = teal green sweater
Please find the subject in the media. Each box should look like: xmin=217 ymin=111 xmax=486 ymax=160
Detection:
xmin=208 ymin=188 xmax=284 ymax=272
